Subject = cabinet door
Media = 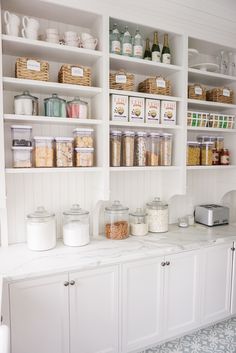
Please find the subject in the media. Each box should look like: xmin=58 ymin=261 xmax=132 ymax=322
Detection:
xmin=164 ymin=250 xmax=201 ymax=339
xmin=69 ymin=266 xmax=119 ymax=353
xmin=122 ymin=257 xmax=164 ymax=353
xmin=201 ymin=243 xmax=233 ymax=324
xmin=231 ymin=242 xmax=236 ymax=314
xmin=10 ymin=273 xmax=69 ymax=353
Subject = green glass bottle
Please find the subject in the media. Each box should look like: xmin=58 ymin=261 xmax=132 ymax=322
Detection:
xmin=161 ymin=34 xmax=171 ymax=64
xmin=151 ymin=32 xmax=161 ymax=62
xmin=143 ymin=38 xmax=151 ymax=61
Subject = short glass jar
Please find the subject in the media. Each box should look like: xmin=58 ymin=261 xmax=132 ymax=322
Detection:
xmin=135 ymin=131 xmax=147 ymax=166
xmin=67 ymin=97 xmax=88 ymax=119
xmin=201 ymin=142 xmax=214 ymax=166
xmin=187 ymin=141 xmax=200 ymax=166
xmin=147 ymin=132 xmax=160 ymax=166
xmin=105 ymin=200 xmax=129 ymax=240
xmin=146 ymin=197 xmax=169 ymax=233
xmin=110 ymin=130 xmax=122 ymax=167
xmin=160 ymin=133 xmax=172 ymax=166
xmin=44 ymin=93 xmax=67 ymax=118
xmin=122 ymin=131 xmax=135 ymax=167
xmin=14 ymin=91 xmax=39 ymax=116
xmin=130 ymin=208 xmax=148 ymax=236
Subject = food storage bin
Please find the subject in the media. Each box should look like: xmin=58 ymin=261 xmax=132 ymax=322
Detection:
xmin=75 ymin=147 xmax=94 ymax=167
xmin=135 ymin=131 xmax=147 ymax=166
xmin=26 ymin=206 xmax=56 ymax=251
xmin=63 ymin=204 xmax=90 ymax=247
xmin=34 ymin=136 xmax=54 ymax=167
xmin=122 ymin=131 xmax=135 ymax=167
xmin=55 ymin=137 xmax=74 ymax=167
xmin=105 ymin=200 xmax=129 ymax=240
xmin=73 ymin=128 xmax=94 ymax=148
xmin=11 ymin=125 xmax=32 ymax=147
xmin=130 ymin=208 xmax=148 ymax=236
xmin=147 ymin=132 xmax=160 ymax=166
xmin=187 ymin=141 xmax=200 ymax=166
xmin=201 ymin=142 xmax=214 ymax=166
xmin=216 ymin=136 xmax=224 ymax=151
xmin=12 ymin=146 xmax=33 ymax=168
xmin=44 ymin=93 xmax=67 ymax=118
xmin=110 ymin=130 xmax=122 ymax=167
xmin=67 ymin=97 xmax=88 ymax=119
xmin=146 ymin=197 xmax=168 ymax=233
xmin=160 ymin=133 xmax=172 ymax=166
xmin=14 ymin=91 xmax=39 ymax=115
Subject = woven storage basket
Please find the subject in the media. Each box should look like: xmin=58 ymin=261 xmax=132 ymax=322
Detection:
xmin=188 ymin=84 xmax=206 ymax=100
xmin=15 ymin=57 xmax=49 ymax=81
xmin=58 ymin=64 xmax=91 ymax=86
xmin=138 ymin=76 xmax=171 ymax=95
xmin=110 ymin=70 xmax=135 ymax=91
xmin=206 ymin=87 xmax=233 ymax=104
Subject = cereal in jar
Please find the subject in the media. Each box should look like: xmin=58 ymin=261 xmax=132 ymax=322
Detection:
xmin=110 ymin=130 xmax=122 ymax=167
xmin=73 ymin=128 xmax=94 ymax=148
xmin=55 ymin=137 xmax=74 ymax=167
xmin=187 ymin=141 xmax=200 ymax=166
xmin=34 ymin=137 xmax=54 ymax=168
xmin=75 ymin=147 xmax=94 ymax=167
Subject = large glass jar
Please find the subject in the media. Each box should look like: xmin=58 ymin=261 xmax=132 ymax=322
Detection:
xmin=160 ymin=133 xmax=172 ymax=166
xmin=105 ymin=200 xmax=129 ymax=240
xmin=130 ymin=208 xmax=148 ymax=236
xmin=44 ymin=93 xmax=67 ymax=118
xmin=63 ymin=204 xmax=90 ymax=247
xmin=135 ymin=131 xmax=147 ymax=166
xmin=14 ymin=91 xmax=39 ymax=116
xmin=201 ymin=142 xmax=213 ymax=166
xmin=187 ymin=141 xmax=200 ymax=166
xmin=122 ymin=131 xmax=135 ymax=167
xmin=147 ymin=132 xmax=160 ymax=166
xmin=67 ymin=97 xmax=88 ymax=119
xmin=146 ymin=197 xmax=168 ymax=233
xmin=110 ymin=130 xmax=122 ymax=167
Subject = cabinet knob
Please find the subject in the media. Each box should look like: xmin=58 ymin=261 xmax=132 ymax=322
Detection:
xmin=64 ymin=281 xmax=69 ymax=287
xmin=70 ymin=280 xmax=75 ymax=286
xmin=161 ymin=262 xmax=166 ymax=267
xmin=166 ymin=261 xmax=170 ymax=266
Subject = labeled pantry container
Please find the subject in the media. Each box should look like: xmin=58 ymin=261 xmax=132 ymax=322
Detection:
xmin=34 ymin=136 xmax=54 ymax=167
xmin=105 ymin=200 xmax=129 ymax=240
xmin=110 ymin=130 xmax=122 ymax=167
xmin=44 ymin=93 xmax=67 ymax=118
xmin=130 ymin=208 xmax=148 ymax=236
xmin=14 ymin=91 xmax=39 ymax=116
xmin=145 ymin=99 xmax=160 ymax=123
xmin=55 ymin=137 xmax=74 ymax=167
xmin=146 ymin=197 xmax=169 ymax=233
xmin=161 ymin=100 xmax=176 ymax=125
xmin=129 ymin=96 xmax=145 ymax=122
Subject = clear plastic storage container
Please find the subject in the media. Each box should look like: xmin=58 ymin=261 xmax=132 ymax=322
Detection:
xmin=11 ymin=125 xmax=32 ymax=147
xmin=135 ymin=131 xmax=147 ymax=166
xmin=146 ymin=197 xmax=169 ymax=233
xmin=147 ymin=132 xmax=160 ymax=166
xmin=160 ymin=133 xmax=172 ymax=166
xmin=44 ymin=93 xmax=67 ymax=118
xmin=34 ymin=136 xmax=54 ymax=168
xmin=73 ymin=128 xmax=94 ymax=148
xmin=67 ymin=97 xmax=88 ymax=119
xmin=187 ymin=141 xmax=200 ymax=166
xmin=55 ymin=137 xmax=74 ymax=167
xmin=75 ymin=147 xmax=94 ymax=167
xmin=14 ymin=91 xmax=39 ymax=116
xmin=216 ymin=136 xmax=224 ymax=151
xmin=201 ymin=142 xmax=214 ymax=166
xmin=12 ymin=146 xmax=33 ymax=168
xmin=110 ymin=130 xmax=122 ymax=167
xmin=130 ymin=208 xmax=148 ymax=236
xmin=122 ymin=131 xmax=135 ymax=167
xmin=105 ymin=200 xmax=129 ymax=240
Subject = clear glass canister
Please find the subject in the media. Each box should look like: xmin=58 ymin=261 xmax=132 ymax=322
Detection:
xmin=135 ymin=131 xmax=147 ymax=166
xmin=147 ymin=132 xmax=160 ymax=166
xmin=130 ymin=208 xmax=148 ymax=236
xmin=44 ymin=93 xmax=67 ymax=118
xmin=26 ymin=206 xmax=56 ymax=251
xmin=63 ymin=204 xmax=90 ymax=247
xmin=34 ymin=136 xmax=54 ymax=167
xmin=201 ymin=142 xmax=214 ymax=166
xmin=160 ymin=133 xmax=172 ymax=166
xmin=187 ymin=141 xmax=200 ymax=166
xmin=55 ymin=137 xmax=74 ymax=167
xmin=146 ymin=197 xmax=169 ymax=233
xmin=105 ymin=200 xmax=129 ymax=240
xmin=110 ymin=130 xmax=122 ymax=167
xmin=67 ymin=97 xmax=88 ymax=119
xmin=14 ymin=91 xmax=39 ymax=116
xmin=122 ymin=131 xmax=135 ymax=167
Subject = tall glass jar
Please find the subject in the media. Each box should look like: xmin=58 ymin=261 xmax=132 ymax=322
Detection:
xmin=122 ymin=131 xmax=135 ymax=167
xmin=201 ymin=142 xmax=214 ymax=166
xmin=135 ymin=131 xmax=147 ymax=166
xmin=130 ymin=208 xmax=148 ymax=236
xmin=110 ymin=130 xmax=122 ymax=167
xmin=146 ymin=197 xmax=169 ymax=233
xmin=147 ymin=132 xmax=160 ymax=166
xmin=44 ymin=93 xmax=67 ymax=117
xmin=14 ymin=91 xmax=38 ymax=115
xmin=160 ymin=133 xmax=172 ymax=166
xmin=105 ymin=200 xmax=129 ymax=240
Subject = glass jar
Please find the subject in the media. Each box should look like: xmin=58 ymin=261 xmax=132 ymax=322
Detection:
xmin=216 ymin=136 xmax=224 ymax=151
xmin=160 ymin=133 xmax=172 ymax=166
xmin=11 ymin=125 xmax=32 ymax=147
xmin=110 ymin=130 xmax=122 ymax=167
xmin=187 ymin=141 xmax=200 ymax=166
xmin=63 ymin=204 xmax=90 ymax=247
xmin=201 ymin=142 xmax=214 ymax=166
xmin=130 ymin=208 xmax=148 ymax=236
xmin=44 ymin=93 xmax=67 ymax=118
xmin=105 ymin=200 xmax=129 ymax=240
xmin=122 ymin=131 xmax=135 ymax=167
xmin=26 ymin=206 xmax=56 ymax=251
xmin=73 ymin=128 xmax=94 ymax=148
xmin=135 ymin=131 xmax=147 ymax=166
xmin=75 ymin=147 xmax=94 ymax=167
xmin=14 ymin=91 xmax=39 ymax=116
xmin=147 ymin=132 xmax=160 ymax=166
xmin=220 ymin=149 xmax=230 ymax=165
xmin=55 ymin=137 xmax=74 ymax=167
xmin=146 ymin=197 xmax=168 ymax=233
xmin=67 ymin=97 xmax=88 ymax=119
xmin=34 ymin=136 xmax=54 ymax=167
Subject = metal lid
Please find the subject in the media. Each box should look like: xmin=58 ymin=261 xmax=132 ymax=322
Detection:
xmin=160 ymin=133 xmax=173 ymax=137
xmin=216 ymin=136 xmax=224 ymax=140
xmin=105 ymin=200 xmax=129 ymax=213
xmin=146 ymin=197 xmax=168 ymax=209
xmin=196 ymin=135 xmax=210 ymax=140
xmin=14 ymin=91 xmax=38 ymax=101
xmin=44 ymin=93 xmax=66 ymax=103
xmin=67 ymin=97 xmax=88 ymax=105
xmin=130 ymin=208 xmax=147 ymax=217
xmin=27 ymin=206 xmax=55 ymax=219
xmin=11 ymin=125 xmax=32 ymax=130
xmin=63 ymin=204 xmax=89 ymax=216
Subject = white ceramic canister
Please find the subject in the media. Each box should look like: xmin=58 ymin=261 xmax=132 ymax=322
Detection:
xmin=26 ymin=207 xmax=56 ymax=251
xmin=63 ymin=204 xmax=90 ymax=247
xmin=146 ymin=197 xmax=169 ymax=233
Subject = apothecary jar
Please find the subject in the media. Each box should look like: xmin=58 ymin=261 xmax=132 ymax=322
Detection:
xmin=105 ymin=200 xmax=129 ymax=240
xmin=146 ymin=197 xmax=169 ymax=233
xmin=130 ymin=208 xmax=148 ymax=236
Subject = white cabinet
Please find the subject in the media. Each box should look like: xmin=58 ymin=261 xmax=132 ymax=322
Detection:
xmin=231 ymin=242 xmax=236 ymax=314
xmin=201 ymin=243 xmax=233 ymax=325
xmin=10 ymin=273 xmax=69 ymax=353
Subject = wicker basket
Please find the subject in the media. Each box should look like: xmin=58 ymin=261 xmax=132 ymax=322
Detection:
xmin=188 ymin=84 xmax=206 ymax=100
xmin=206 ymin=87 xmax=233 ymax=104
xmin=110 ymin=70 xmax=135 ymax=91
xmin=58 ymin=64 xmax=91 ymax=86
xmin=138 ymin=76 xmax=171 ymax=96
xmin=15 ymin=57 xmax=49 ymax=81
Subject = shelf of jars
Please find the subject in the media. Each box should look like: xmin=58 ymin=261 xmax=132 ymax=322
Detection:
xmin=187 ymin=165 xmax=236 ymax=170
xmin=187 ymin=126 xmax=236 ymax=133
xmin=110 ymin=166 xmax=180 ymax=172
xmin=4 ymin=115 xmax=103 ymax=126
xmin=5 ymin=167 xmax=103 ymax=174
xmin=109 ymin=121 xmax=182 ymax=130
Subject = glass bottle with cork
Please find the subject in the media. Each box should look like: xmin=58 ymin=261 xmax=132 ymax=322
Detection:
xmin=151 ymin=31 xmax=161 ymax=62
xmin=161 ymin=33 xmax=171 ymax=64
xmin=143 ymin=38 xmax=152 ymax=60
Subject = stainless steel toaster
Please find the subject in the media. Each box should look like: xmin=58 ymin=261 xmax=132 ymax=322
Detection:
xmin=194 ymin=204 xmax=229 ymax=226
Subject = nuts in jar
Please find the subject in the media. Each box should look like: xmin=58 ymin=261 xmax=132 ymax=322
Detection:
xmin=105 ymin=221 xmax=129 ymax=240
xmin=187 ymin=141 xmax=200 ymax=166
xmin=55 ymin=137 xmax=74 ymax=167
xmin=104 ymin=200 xmax=129 ymax=240
xmin=75 ymin=147 xmax=94 ymax=167
xmin=73 ymin=128 xmax=94 ymax=148
xmin=34 ymin=137 xmax=54 ymax=168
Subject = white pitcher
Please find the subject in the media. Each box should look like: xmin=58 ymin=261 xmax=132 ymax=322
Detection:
xmin=4 ymin=11 xmax=20 ymax=36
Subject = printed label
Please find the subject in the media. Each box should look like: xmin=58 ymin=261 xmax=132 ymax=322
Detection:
xmin=27 ymin=60 xmax=40 ymax=72
xmin=194 ymin=86 xmax=202 ymax=95
xmin=152 ymin=51 xmax=161 ymax=62
xmin=122 ymin=43 xmax=132 ymax=55
xmin=111 ymin=40 xmax=121 ymax=54
xmin=71 ymin=67 xmax=84 ymax=77
xmin=133 ymin=45 xmax=143 ymax=57
xmin=223 ymin=88 xmax=230 ymax=97
xmin=156 ymin=78 xmax=166 ymax=88
xmin=116 ymin=74 xmax=127 ymax=84
xmin=162 ymin=53 xmax=171 ymax=64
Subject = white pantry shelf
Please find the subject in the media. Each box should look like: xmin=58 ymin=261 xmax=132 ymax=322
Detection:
xmin=109 ymin=89 xmax=183 ymax=102
xmin=2 ymin=35 xmax=102 ymax=66
xmin=5 ymin=167 xmax=103 ymax=174
xmin=110 ymin=166 xmax=180 ymax=172
xmin=188 ymin=68 xmax=236 ymax=86
xmin=187 ymin=165 xmax=236 ymax=171
xmin=188 ymin=99 xmax=236 ymax=111
xmin=187 ymin=126 xmax=236 ymax=133
xmin=109 ymin=121 xmax=182 ymax=130
xmin=3 ymin=77 xmax=102 ymax=97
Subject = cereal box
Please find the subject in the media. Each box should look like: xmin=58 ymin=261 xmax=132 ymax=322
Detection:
xmin=161 ymin=101 xmax=176 ymax=125
xmin=129 ymin=97 xmax=145 ymax=122
xmin=145 ymin=99 xmax=160 ymax=123
xmin=110 ymin=94 xmax=128 ymax=121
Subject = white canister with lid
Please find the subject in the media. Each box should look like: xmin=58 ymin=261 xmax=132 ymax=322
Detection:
xmin=26 ymin=207 xmax=56 ymax=251
xmin=63 ymin=204 xmax=90 ymax=247
xmin=146 ymin=197 xmax=169 ymax=233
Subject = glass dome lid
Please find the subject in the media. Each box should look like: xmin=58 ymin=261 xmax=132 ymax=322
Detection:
xmin=105 ymin=200 xmax=129 ymax=213
xmin=146 ymin=197 xmax=168 ymax=210
xmin=63 ymin=204 xmax=89 ymax=216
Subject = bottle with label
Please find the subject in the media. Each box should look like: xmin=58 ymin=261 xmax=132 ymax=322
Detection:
xmin=143 ymin=38 xmax=151 ymax=60
xmin=111 ymin=23 xmax=121 ymax=55
xmin=151 ymin=32 xmax=161 ymax=62
xmin=133 ymin=27 xmax=143 ymax=59
xmin=161 ymin=34 xmax=171 ymax=64
xmin=122 ymin=26 xmax=132 ymax=56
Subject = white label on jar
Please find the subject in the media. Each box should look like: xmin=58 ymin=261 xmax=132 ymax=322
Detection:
xmin=156 ymin=78 xmax=166 ymax=88
xmin=111 ymin=40 xmax=121 ymax=54
xmin=27 ymin=60 xmax=40 ymax=71
xmin=152 ymin=51 xmax=161 ymax=62
xmin=133 ymin=45 xmax=143 ymax=57
xmin=194 ymin=86 xmax=202 ymax=95
xmin=122 ymin=43 xmax=132 ymax=55
xmin=116 ymin=74 xmax=127 ymax=84
xmin=223 ymin=88 xmax=230 ymax=97
xmin=162 ymin=53 xmax=171 ymax=64
xmin=71 ymin=67 xmax=84 ymax=77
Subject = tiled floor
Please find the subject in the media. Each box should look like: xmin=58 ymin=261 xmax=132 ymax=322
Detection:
xmin=143 ymin=317 xmax=236 ymax=353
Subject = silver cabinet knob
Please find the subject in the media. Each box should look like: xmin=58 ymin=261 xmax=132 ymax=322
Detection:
xmin=70 ymin=280 xmax=75 ymax=286
xmin=161 ymin=262 xmax=166 ymax=267
xmin=166 ymin=261 xmax=170 ymax=266
xmin=64 ymin=281 xmax=69 ymax=287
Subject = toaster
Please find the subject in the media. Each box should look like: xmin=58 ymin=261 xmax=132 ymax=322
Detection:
xmin=194 ymin=204 xmax=229 ymax=226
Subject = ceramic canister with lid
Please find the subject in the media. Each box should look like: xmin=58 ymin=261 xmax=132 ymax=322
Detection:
xmin=130 ymin=208 xmax=148 ymax=236
xmin=26 ymin=206 xmax=56 ymax=251
xmin=105 ymin=200 xmax=129 ymax=240
xmin=146 ymin=197 xmax=169 ymax=233
xmin=14 ymin=91 xmax=39 ymax=115
xmin=63 ymin=204 xmax=90 ymax=247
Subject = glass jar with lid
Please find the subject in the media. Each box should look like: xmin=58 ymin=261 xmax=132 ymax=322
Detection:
xmin=105 ymin=200 xmax=129 ymax=240
xmin=67 ymin=97 xmax=88 ymax=119
xmin=135 ymin=131 xmax=147 ymax=166
xmin=130 ymin=208 xmax=148 ymax=236
xmin=26 ymin=206 xmax=56 ymax=251
xmin=147 ymin=132 xmax=160 ymax=166
xmin=122 ymin=131 xmax=135 ymax=167
xmin=63 ymin=204 xmax=90 ymax=247
xmin=146 ymin=197 xmax=168 ymax=233
xmin=14 ymin=90 xmax=39 ymax=115
xmin=160 ymin=133 xmax=172 ymax=166
xmin=110 ymin=130 xmax=122 ymax=167
xmin=187 ymin=141 xmax=200 ymax=166
xmin=201 ymin=142 xmax=214 ymax=166
xmin=44 ymin=93 xmax=67 ymax=117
